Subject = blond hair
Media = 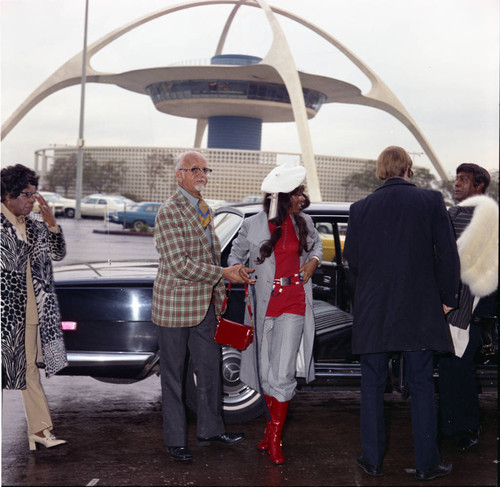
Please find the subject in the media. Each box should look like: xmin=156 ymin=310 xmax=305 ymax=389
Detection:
xmin=376 ymin=146 xmax=413 ymax=181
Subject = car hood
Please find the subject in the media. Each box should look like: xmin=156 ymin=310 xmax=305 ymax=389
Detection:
xmin=54 ymin=260 xmax=158 ymax=284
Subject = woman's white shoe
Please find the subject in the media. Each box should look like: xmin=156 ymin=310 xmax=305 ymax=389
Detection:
xmin=28 ymin=428 xmax=67 ymax=450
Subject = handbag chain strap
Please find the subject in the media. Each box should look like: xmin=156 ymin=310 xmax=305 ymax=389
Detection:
xmin=221 ymin=282 xmax=252 ymax=320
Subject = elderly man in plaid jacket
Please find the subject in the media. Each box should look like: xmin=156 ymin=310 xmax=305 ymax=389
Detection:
xmin=152 ymin=151 xmax=254 ymax=462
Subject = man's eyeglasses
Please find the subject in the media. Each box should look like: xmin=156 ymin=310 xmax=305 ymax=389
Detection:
xmin=179 ymin=167 xmax=213 ymax=175
xmin=19 ymin=191 xmax=39 ymax=198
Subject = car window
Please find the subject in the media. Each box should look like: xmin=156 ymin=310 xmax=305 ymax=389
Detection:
xmin=311 ymin=215 xmax=351 ymax=310
xmin=98 ymin=199 xmax=107 ymax=205
xmin=314 ymin=220 xmax=335 ymax=263
xmin=213 ymin=212 xmax=244 ymax=252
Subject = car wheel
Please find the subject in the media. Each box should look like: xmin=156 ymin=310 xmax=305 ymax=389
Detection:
xmin=133 ymin=220 xmax=147 ymax=232
xmin=185 ymin=346 xmax=264 ymax=424
xmin=65 ymin=208 xmax=75 ymax=218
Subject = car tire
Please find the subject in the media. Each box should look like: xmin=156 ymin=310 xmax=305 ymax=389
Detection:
xmin=133 ymin=220 xmax=147 ymax=232
xmin=185 ymin=346 xmax=264 ymax=424
xmin=65 ymin=208 xmax=75 ymax=218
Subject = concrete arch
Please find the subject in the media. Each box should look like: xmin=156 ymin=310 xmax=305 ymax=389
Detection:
xmin=1 ymin=0 xmax=447 ymax=190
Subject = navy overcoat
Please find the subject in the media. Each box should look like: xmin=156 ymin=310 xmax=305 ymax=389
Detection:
xmin=343 ymin=178 xmax=460 ymax=355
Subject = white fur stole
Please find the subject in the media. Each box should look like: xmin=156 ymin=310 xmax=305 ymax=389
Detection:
xmin=457 ymin=195 xmax=498 ymax=297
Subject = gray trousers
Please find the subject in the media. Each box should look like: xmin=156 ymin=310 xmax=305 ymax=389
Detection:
xmin=260 ymin=313 xmax=305 ymax=402
xmin=157 ymin=304 xmax=225 ymax=447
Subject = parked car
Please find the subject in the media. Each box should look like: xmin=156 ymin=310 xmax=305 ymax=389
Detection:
xmin=54 ymin=202 xmax=498 ymax=424
xmin=108 ymin=201 xmax=162 ymax=231
xmin=241 ymin=195 xmax=263 ymax=204
xmin=80 ymin=195 xmax=133 ymax=218
xmin=316 ymin=221 xmax=346 ymax=261
xmin=33 ymin=191 xmax=76 ymax=218
xmin=88 ymin=193 xmax=136 ymax=207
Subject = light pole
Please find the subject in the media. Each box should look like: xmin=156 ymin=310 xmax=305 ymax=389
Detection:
xmin=75 ymin=0 xmax=89 ymax=219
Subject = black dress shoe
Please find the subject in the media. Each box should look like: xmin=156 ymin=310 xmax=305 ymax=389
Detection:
xmin=356 ymin=455 xmax=382 ymax=476
xmin=415 ymin=461 xmax=452 ymax=481
xmin=197 ymin=432 xmax=245 ymax=446
xmin=458 ymin=434 xmax=480 ymax=452
xmin=167 ymin=446 xmax=193 ymax=461
xmin=457 ymin=426 xmax=482 ymax=452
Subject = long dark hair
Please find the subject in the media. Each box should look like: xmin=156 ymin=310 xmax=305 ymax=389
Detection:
xmin=256 ymin=185 xmax=311 ymax=264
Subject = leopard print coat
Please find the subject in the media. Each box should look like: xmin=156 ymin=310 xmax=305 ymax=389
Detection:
xmin=1 ymin=213 xmax=68 ymax=389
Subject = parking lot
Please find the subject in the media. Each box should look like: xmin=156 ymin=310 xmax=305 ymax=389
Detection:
xmin=52 ymin=217 xmax=158 ymax=266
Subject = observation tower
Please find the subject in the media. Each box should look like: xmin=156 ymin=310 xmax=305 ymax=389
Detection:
xmin=1 ymin=0 xmax=449 ymax=201
xmin=145 ymin=52 xmax=330 ymax=152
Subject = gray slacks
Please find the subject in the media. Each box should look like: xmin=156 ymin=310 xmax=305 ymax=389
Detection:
xmin=157 ymin=304 xmax=225 ymax=447
xmin=260 ymin=313 xmax=305 ymax=402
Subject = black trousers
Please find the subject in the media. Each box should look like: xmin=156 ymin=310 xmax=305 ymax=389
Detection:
xmin=438 ymin=322 xmax=481 ymax=436
xmin=157 ymin=304 xmax=225 ymax=447
xmin=360 ymin=350 xmax=441 ymax=471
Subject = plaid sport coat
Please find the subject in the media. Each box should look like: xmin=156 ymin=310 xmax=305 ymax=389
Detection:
xmin=152 ymin=189 xmax=226 ymax=327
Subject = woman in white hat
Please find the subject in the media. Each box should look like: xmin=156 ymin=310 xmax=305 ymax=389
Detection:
xmin=228 ymin=162 xmax=322 ymax=465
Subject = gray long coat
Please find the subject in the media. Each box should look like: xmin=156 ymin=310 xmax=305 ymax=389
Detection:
xmin=228 ymin=211 xmax=322 ymax=392
xmin=1 ymin=214 xmax=68 ymax=389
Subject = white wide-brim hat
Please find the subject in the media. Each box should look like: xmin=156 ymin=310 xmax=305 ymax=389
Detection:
xmin=261 ymin=161 xmax=306 ymax=194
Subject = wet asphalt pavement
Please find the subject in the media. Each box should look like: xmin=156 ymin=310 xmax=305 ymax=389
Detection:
xmin=52 ymin=217 xmax=159 ymax=266
xmin=2 ymin=218 xmax=498 ymax=486
xmin=2 ymin=375 xmax=498 ymax=486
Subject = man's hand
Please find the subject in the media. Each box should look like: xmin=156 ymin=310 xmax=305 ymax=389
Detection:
xmin=299 ymin=258 xmax=319 ymax=284
xmin=442 ymin=304 xmax=453 ymax=315
xmin=222 ymin=264 xmax=256 ymax=284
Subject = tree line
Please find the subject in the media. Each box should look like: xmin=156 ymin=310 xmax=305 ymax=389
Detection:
xmin=45 ymin=153 xmax=125 ymax=196
xmin=343 ymin=165 xmax=499 ymax=204
xmin=45 ymin=153 xmax=499 ymax=204
xmin=44 ymin=151 xmax=173 ymax=201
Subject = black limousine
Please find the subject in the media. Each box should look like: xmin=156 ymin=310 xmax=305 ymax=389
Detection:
xmin=54 ymin=202 xmax=498 ymax=423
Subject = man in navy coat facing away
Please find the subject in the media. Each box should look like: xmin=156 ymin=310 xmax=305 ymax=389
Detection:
xmin=343 ymin=146 xmax=460 ymax=481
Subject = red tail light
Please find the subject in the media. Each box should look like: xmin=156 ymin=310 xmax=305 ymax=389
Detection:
xmin=61 ymin=321 xmax=77 ymax=331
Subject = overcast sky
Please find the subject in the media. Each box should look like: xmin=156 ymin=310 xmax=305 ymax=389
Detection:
xmin=1 ymin=0 xmax=498 ymax=179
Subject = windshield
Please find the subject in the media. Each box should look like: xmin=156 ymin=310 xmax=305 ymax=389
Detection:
xmin=213 ymin=212 xmax=244 ymax=250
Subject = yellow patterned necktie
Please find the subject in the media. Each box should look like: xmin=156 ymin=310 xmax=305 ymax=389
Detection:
xmin=198 ymin=199 xmax=211 ymax=228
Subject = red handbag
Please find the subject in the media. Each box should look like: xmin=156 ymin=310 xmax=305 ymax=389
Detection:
xmin=214 ymin=283 xmax=254 ymax=350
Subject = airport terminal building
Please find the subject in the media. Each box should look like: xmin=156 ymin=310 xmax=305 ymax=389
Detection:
xmin=46 ymin=146 xmax=375 ymax=203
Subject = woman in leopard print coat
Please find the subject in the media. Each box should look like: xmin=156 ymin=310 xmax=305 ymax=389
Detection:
xmin=1 ymin=164 xmax=68 ymax=450
xmin=1 ymin=213 xmax=68 ymax=385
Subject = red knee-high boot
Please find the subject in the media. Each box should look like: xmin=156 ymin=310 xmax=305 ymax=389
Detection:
xmin=257 ymin=395 xmax=273 ymax=451
xmin=268 ymin=399 xmax=289 ymax=465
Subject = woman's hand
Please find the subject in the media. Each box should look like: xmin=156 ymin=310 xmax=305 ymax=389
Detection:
xmin=299 ymin=258 xmax=319 ymax=284
xmin=34 ymin=194 xmax=57 ymax=227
